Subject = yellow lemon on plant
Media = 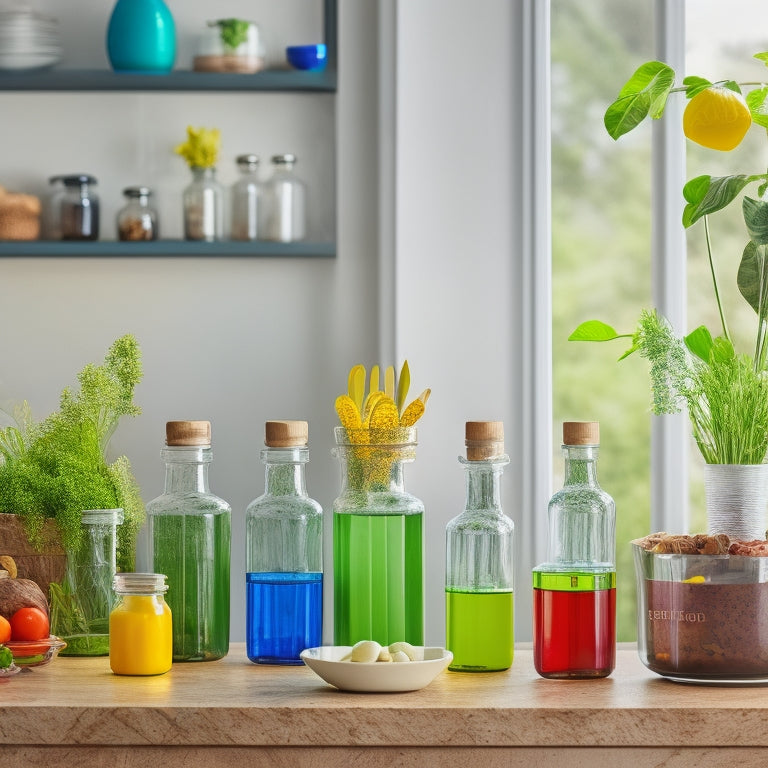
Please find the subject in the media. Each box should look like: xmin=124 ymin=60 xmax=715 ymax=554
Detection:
xmin=683 ymin=86 xmax=751 ymax=151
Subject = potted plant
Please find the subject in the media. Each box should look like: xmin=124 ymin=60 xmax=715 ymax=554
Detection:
xmin=571 ymin=53 xmax=768 ymax=540
xmin=571 ymin=53 xmax=768 ymax=682
xmin=0 ymin=335 xmax=144 ymax=587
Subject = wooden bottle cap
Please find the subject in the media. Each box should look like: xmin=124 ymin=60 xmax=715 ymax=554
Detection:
xmin=465 ymin=420 xmax=504 ymax=460
xmin=563 ymin=421 xmax=599 ymax=446
xmin=166 ymin=420 xmax=211 ymax=446
xmin=265 ymin=420 xmax=308 ymax=447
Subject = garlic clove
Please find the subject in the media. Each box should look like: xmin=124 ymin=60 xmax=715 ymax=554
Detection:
xmin=391 ymin=650 xmax=410 ymax=662
xmin=350 ymin=640 xmax=382 ymax=663
xmin=388 ymin=641 xmax=422 ymax=661
xmin=377 ymin=648 xmax=392 ymax=662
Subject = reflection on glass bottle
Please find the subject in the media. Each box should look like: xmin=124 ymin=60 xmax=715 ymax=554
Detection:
xmin=532 ymin=421 xmax=616 ymax=679
xmin=265 ymin=153 xmax=306 ymax=242
xmin=231 ymin=154 xmax=263 ymax=241
xmin=183 ymin=166 xmax=223 ymax=242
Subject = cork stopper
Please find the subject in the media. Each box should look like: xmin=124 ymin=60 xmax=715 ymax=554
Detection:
xmin=165 ymin=420 xmax=211 ymax=446
xmin=563 ymin=421 xmax=599 ymax=446
xmin=465 ymin=421 xmax=504 ymax=460
xmin=265 ymin=420 xmax=308 ymax=447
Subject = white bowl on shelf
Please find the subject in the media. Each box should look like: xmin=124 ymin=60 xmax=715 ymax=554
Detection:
xmin=300 ymin=645 xmax=453 ymax=692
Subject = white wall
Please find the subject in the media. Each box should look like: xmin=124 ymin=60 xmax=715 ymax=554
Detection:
xmin=0 ymin=0 xmax=379 ymax=645
xmin=390 ymin=0 xmax=531 ymax=642
xmin=1 ymin=0 xmax=534 ymax=645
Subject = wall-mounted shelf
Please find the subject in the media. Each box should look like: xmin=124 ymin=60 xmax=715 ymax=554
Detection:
xmin=0 ymin=68 xmax=337 ymax=93
xmin=0 ymin=241 xmax=336 ymax=258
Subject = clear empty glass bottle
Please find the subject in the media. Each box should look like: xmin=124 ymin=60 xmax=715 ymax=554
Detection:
xmin=117 ymin=186 xmax=158 ymax=241
xmin=245 ymin=420 xmax=323 ymax=664
xmin=230 ymin=154 xmax=263 ymax=241
xmin=333 ymin=426 xmax=424 ymax=647
xmin=58 ymin=174 xmax=99 ymax=240
xmin=147 ymin=421 xmax=231 ymax=661
xmin=533 ymin=421 xmax=616 ymax=679
xmin=265 ymin=153 xmax=306 ymax=242
xmin=55 ymin=508 xmax=124 ymax=657
xmin=183 ymin=166 xmax=224 ymax=241
xmin=110 ymin=573 xmax=172 ymax=676
xmin=446 ymin=422 xmax=514 ymax=671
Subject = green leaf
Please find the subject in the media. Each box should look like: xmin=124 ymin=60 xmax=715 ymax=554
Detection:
xmin=684 ymin=325 xmax=714 ymax=363
xmin=743 ymin=196 xmax=768 ymax=244
xmin=738 ymin=240 xmax=768 ymax=318
xmin=683 ymin=76 xmax=712 ymax=99
xmin=568 ymin=320 xmax=629 ymax=342
xmin=711 ymin=336 xmax=735 ymax=363
xmin=604 ymin=61 xmax=675 ymax=139
xmin=721 ymin=80 xmax=742 ymax=94
xmin=617 ymin=343 xmax=639 ymax=361
xmin=746 ymin=86 xmax=768 ymax=128
xmin=682 ymin=174 xmax=758 ymax=227
xmin=754 ymin=52 xmax=768 ymax=66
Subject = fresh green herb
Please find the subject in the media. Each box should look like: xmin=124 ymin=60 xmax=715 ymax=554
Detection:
xmin=0 ymin=645 xmax=12 ymax=669
xmin=216 ymin=18 xmax=250 ymax=51
xmin=0 ymin=335 xmax=144 ymax=569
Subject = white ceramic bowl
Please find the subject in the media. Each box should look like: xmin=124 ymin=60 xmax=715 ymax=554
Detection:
xmin=300 ymin=645 xmax=452 ymax=692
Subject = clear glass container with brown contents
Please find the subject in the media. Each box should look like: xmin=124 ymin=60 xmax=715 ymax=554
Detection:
xmin=117 ymin=186 xmax=158 ymax=241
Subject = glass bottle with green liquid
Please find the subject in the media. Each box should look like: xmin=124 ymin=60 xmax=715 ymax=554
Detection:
xmin=445 ymin=421 xmax=514 ymax=671
xmin=532 ymin=421 xmax=616 ymax=679
xmin=147 ymin=421 xmax=231 ymax=661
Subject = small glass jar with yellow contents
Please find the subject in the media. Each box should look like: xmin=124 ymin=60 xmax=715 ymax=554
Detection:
xmin=110 ymin=573 xmax=172 ymax=675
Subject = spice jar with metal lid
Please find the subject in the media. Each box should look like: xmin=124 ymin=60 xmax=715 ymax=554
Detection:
xmin=57 ymin=174 xmax=99 ymax=240
xmin=110 ymin=573 xmax=172 ymax=676
xmin=265 ymin=153 xmax=306 ymax=242
xmin=230 ymin=154 xmax=263 ymax=241
xmin=117 ymin=186 xmax=158 ymax=241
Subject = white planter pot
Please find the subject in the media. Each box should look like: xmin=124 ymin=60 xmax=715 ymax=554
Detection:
xmin=704 ymin=463 xmax=768 ymax=540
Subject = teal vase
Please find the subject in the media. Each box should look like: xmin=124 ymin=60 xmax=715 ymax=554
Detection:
xmin=106 ymin=0 xmax=176 ymax=74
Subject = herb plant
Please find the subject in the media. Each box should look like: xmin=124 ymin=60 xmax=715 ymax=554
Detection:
xmin=571 ymin=53 xmax=768 ymax=465
xmin=0 ymin=335 xmax=144 ymax=570
xmin=216 ymin=18 xmax=250 ymax=51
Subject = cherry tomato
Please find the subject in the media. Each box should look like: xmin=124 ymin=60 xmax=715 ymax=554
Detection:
xmin=0 ymin=615 xmax=10 ymax=644
xmin=10 ymin=606 xmax=49 ymax=641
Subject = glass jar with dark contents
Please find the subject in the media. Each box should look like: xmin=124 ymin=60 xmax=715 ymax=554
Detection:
xmin=54 ymin=174 xmax=99 ymax=240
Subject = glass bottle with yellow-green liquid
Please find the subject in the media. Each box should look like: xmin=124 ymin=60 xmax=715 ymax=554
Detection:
xmin=445 ymin=421 xmax=514 ymax=671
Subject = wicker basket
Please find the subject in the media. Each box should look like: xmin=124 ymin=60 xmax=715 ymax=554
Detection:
xmin=0 ymin=186 xmax=41 ymax=240
xmin=0 ymin=514 xmax=65 ymax=598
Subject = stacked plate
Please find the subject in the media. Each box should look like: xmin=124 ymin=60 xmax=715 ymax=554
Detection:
xmin=0 ymin=5 xmax=61 ymax=71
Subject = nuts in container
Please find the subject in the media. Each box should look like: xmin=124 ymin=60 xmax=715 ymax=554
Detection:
xmin=0 ymin=186 xmax=41 ymax=240
xmin=117 ymin=186 xmax=158 ymax=241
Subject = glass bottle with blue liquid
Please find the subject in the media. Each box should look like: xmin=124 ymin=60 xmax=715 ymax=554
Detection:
xmin=246 ymin=420 xmax=323 ymax=664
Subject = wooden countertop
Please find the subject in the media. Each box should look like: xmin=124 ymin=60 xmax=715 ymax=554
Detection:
xmin=2 ymin=644 xmax=768 ymax=767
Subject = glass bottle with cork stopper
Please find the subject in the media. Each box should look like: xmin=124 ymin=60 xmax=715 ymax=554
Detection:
xmin=245 ymin=420 xmax=323 ymax=664
xmin=445 ymin=421 xmax=514 ymax=671
xmin=146 ymin=420 xmax=231 ymax=661
xmin=532 ymin=421 xmax=616 ymax=679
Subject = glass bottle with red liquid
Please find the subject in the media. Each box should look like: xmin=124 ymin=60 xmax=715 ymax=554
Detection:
xmin=532 ymin=421 xmax=616 ymax=678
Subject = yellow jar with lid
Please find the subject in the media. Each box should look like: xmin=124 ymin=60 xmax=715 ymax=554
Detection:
xmin=109 ymin=573 xmax=172 ymax=675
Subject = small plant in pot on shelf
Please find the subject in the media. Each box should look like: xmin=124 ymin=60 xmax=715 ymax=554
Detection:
xmin=571 ymin=53 xmax=768 ymax=541
xmin=0 ymin=335 xmax=145 ymax=652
